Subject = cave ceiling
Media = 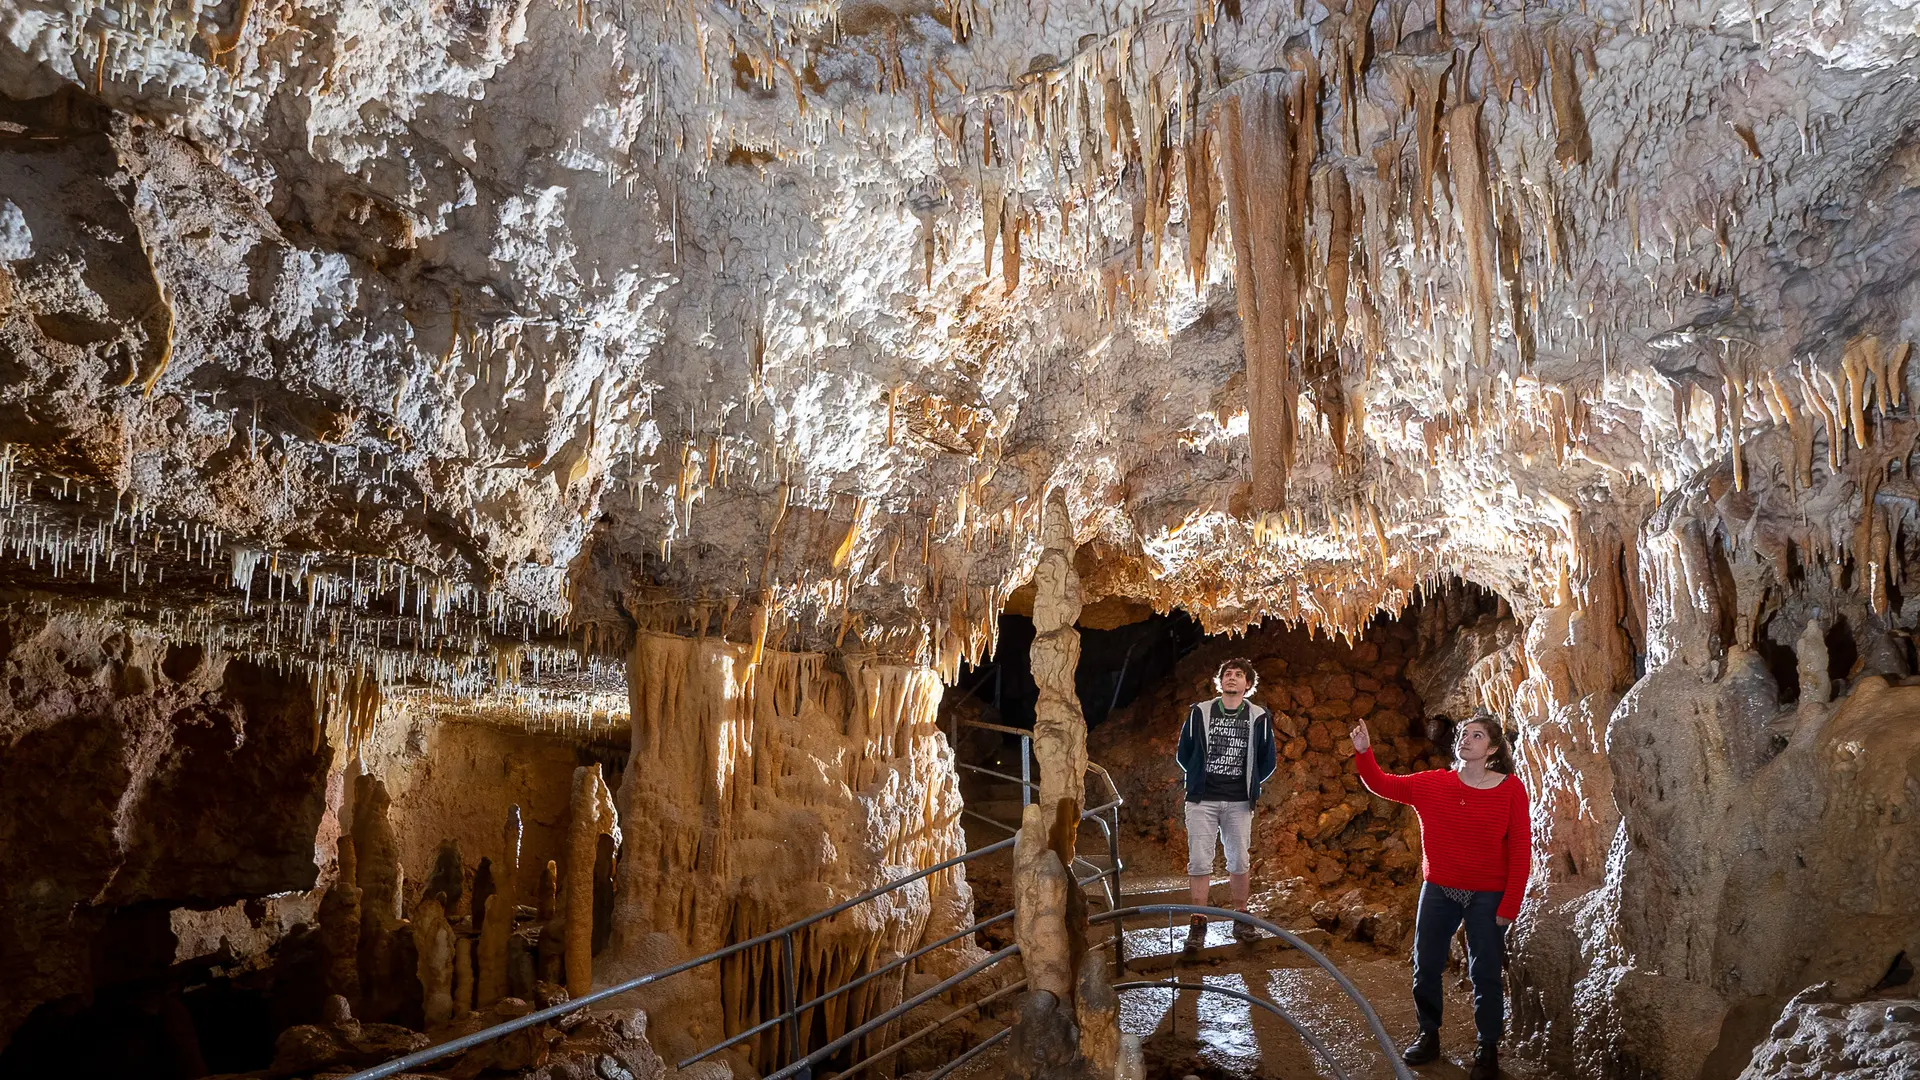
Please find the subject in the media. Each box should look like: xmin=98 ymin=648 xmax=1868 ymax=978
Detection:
xmin=2 ymin=0 xmax=1918 ymax=714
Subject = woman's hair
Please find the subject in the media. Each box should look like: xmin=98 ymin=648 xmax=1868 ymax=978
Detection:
xmin=1214 ymin=657 xmax=1259 ymax=694
xmin=1453 ymin=713 xmax=1516 ymax=774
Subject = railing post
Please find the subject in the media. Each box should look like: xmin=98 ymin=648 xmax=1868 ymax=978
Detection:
xmin=1108 ymin=804 xmax=1124 ymax=977
xmin=781 ymin=931 xmax=801 ymax=1066
xmin=1020 ymin=734 xmax=1031 ymax=807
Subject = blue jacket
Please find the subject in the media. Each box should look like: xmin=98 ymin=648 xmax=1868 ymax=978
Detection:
xmin=1176 ymin=697 xmax=1278 ymax=807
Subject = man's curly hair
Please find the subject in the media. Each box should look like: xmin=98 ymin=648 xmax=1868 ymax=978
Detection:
xmin=1214 ymin=657 xmax=1259 ymax=694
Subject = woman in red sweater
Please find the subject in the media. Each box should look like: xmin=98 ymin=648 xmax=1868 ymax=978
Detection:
xmin=1350 ymin=713 xmax=1530 ymax=1080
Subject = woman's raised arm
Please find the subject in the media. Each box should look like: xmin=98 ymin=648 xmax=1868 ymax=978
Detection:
xmin=1351 ymin=720 xmax=1415 ymax=803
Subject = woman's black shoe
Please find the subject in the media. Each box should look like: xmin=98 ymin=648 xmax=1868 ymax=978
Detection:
xmin=1401 ymin=1030 xmax=1440 ymax=1066
xmin=1469 ymin=1044 xmax=1499 ymax=1079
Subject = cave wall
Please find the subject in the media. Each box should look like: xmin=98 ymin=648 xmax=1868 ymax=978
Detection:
xmin=0 ymin=611 xmax=333 ymax=1056
xmin=353 ymin=709 xmax=625 ymax=908
xmin=1503 ymin=462 xmax=1920 ymax=1080
xmin=602 ymin=631 xmax=976 ymax=1070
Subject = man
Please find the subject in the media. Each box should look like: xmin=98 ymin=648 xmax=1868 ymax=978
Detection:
xmin=1174 ymin=657 xmax=1278 ymax=950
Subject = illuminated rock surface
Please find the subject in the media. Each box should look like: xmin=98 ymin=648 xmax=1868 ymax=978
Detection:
xmin=4 ymin=0 xmax=1920 ymax=1075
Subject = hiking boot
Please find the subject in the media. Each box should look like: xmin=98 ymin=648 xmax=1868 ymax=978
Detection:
xmin=1182 ymin=915 xmax=1206 ymax=953
xmin=1231 ymin=917 xmax=1261 ymax=942
xmin=1469 ymin=1044 xmax=1498 ymax=1080
xmin=1400 ymin=1030 xmax=1440 ymax=1067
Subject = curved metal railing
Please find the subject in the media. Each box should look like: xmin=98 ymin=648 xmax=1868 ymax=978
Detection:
xmin=1111 ymin=980 xmax=1351 ymax=1080
xmin=1091 ymin=905 xmax=1415 ymax=1080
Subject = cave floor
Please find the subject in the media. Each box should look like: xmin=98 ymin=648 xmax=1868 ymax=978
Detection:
xmin=1103 ymin=921 xmax=1566 ymax=1080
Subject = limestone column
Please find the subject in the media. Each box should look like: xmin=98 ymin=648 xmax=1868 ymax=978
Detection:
xmin=564 ymin=764 xmax=621 ymax=997
xmin=1029 ymin=492 xmax=1087 ymax=851
xmin=477 ymin=804 xmax=522 ymax=1006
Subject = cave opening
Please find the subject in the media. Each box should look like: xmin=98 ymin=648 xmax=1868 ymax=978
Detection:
xmin=945 ymin=580 xmax=1517 ymax=946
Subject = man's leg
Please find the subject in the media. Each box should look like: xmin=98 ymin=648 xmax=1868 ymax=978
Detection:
xmin=1412 ymin=883 xmax=1466 ymax=1038
xmin=1183 ymin=802 xmax=1219 ymax=949
xmin=1220 ymin=803 xmax=1258 ymax=939
xmin=1185 ymin=801 xmax=1218 ymax=903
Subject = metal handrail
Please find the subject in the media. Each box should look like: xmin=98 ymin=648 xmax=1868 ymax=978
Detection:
xmin=763 ymin=944 xmax=1023 ymax=1080
xmin=1111 ymin=980 xmax=1351 ymax=1080
xmin=676 ymin=910 xmax=1017 ymax=1067
xmin=821 ymin=978 xmax=1029 ymax=1080
xmin=339 ymin=837 xmax=1018 ymax=1080
xmin=345 ymin=732 xmax=1129 ymax=1080
xmin=1089 ymin=905 xmax=1415 ymax=1080
xmin=925 ymin=1024 xmax=1010 ymax=1080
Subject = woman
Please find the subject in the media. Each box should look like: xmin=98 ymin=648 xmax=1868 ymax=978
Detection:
xmin=1350 ymin=713 xmax=1531 ymax=1080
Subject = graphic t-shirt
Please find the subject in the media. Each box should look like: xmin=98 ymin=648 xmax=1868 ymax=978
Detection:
xmin=1201 ymin=701 xmax=1250 ymax=801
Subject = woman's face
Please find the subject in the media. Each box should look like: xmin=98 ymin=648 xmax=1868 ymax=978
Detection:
xmin=1455 ymin=723 xmax=1493 ymax=764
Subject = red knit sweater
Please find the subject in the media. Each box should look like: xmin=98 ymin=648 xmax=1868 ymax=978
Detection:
xmin=1355 ymin=749 xmax=1533 ymax=921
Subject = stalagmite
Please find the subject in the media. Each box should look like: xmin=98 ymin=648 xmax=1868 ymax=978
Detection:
xmin=1797 ymin=615 xmax=1832 ymax=714
xmin=1012 ymin=802 xmax=1074 ymax=1000
xmin=1028 ymin=492 xmax=1087 ymax=848
xmin=1076 ymin=952 xmax=1119 ymax=1075
xmin=319 ymin=836 xmax=362 ymax=1004
xmin=412 ymin=896 xmax=454 ymax=1029
xmin=452 ymin=937 xmax=473 ymax=1020
xmin=564 ymin=764 xmax=621 ymax=998
xmin=477 ymin=805 xmax=522 ymax=1007
xmin=352 ymin=775 xmax=404 ymax=1019
xmin=539 ymin=860 xmax=559 ymax=921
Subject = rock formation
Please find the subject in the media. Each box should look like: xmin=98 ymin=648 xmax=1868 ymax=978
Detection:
xmin=564 ymin=763 xmax=621 ymax=998
xmin=477 ymin=805 xmax=524 ymax=1008
xmin=411 ymin=896 xmax=455 ymax=1030
xmin=599 ymin=632 xmax=974 ymax=1069
xmin=1030 ymin=492 xmax=1089 ymax=846
xmin=5 ymin=0 xmax=1920 ymax=1072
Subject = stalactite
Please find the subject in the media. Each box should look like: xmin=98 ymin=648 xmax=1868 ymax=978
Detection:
xmin=1769 ymin=372 xmax=1814 ymax=489
xmin=1410 ymin=61 xmax=1449 ymax=250
xmin=982 ymin=178 xmax=1003 ymax=274
xmin=1185 ymin=128 xmax=1216 ymax=287
xmin=1001 ymin=194 xmax=1024 ymax=291
xmin=1843 ymin=337 xmax=1876 ymax=449
xmin=1220 ymin=81 xmax=1299 ymax=511
xmin=1446 ymin=100 xmax=1496 ymax=368
xmin=1327 ymin=166 xmax=1353 ymax=341
xmin=1547 ymin=39 xmax=1592 ymax=167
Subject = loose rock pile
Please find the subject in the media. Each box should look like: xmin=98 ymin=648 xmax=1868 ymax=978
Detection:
xmin=1090 ymin=614 xmax=1454 ymax=948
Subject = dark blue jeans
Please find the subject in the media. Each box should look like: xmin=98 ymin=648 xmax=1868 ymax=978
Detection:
xmin=1412 ymin=882 xmax=1507 ymax=1048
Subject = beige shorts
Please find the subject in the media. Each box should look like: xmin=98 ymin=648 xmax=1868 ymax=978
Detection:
xmin=1184 ymin=800 xmax=1253 ymax=876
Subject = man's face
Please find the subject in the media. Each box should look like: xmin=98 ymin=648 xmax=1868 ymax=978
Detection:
xmin=1219 ymin=667 xmax=1249 ymax=696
